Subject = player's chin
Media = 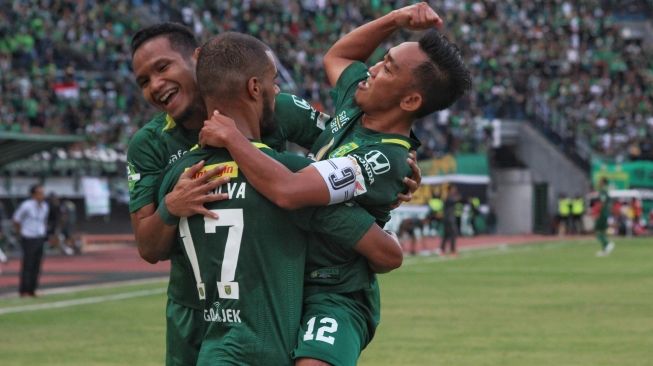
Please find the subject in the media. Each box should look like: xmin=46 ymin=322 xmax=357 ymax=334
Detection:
xmin=354 ymin=90 xmax=367 ymax=107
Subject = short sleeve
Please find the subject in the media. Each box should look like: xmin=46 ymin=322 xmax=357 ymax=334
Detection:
xmin=330 ymin=62 xmax=369 ymax=112
xmin=289 ymin=202 xmax=375 ymax=250
xmin=264 ymin=93 xmax=330 ymax=151
xmin=126 ymin=128 xmax=167 ymax=213
xmin=262 ymin=147 xmax=313 ymax=172
xmin=348 ymin=145 xmax=412 ymax=207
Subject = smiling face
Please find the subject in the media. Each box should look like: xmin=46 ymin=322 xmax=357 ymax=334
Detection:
xmin=354 ymin=41 xmax=427 ymax=115
xmin=132 ymin=36 xmax=202 ymax=124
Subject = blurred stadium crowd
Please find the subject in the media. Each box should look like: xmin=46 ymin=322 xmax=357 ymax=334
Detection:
xmin=1 ymin=0 xmax=653 ymax=169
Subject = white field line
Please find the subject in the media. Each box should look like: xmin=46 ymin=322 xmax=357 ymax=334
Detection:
xmin=0 ymin=287 xmax=166 ymax=316
xmin=402 ymin=240 xmax=589 ymax=267
xmin=0 ymin=276 xmax=169 ymax=300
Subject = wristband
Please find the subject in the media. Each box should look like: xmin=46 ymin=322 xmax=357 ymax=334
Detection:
xmin=158 ymin=199 xmax=180 ymax=226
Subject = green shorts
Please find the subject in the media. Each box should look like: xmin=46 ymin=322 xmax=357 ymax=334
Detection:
xmin=292 ymin=292 xmax=374 ymax=366
xmin=166 ymin=299 xmax=206 ymax=366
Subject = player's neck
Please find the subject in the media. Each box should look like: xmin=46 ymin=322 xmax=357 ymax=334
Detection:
xmin=206 ymin=101 xmax=259 ymax=140
xmin=361 ymin=111 xmax=411 ymax=136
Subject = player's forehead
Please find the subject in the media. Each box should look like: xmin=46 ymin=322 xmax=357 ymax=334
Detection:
xmin=132 ymin=36 xmax=183 ymax=73
xmin=265 ymin=50 xmax=278 ymax=75
xmin=389 ymin=41 xmax=426 ymax=70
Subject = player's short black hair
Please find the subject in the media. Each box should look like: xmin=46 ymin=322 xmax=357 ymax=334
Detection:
xmin=29 ymin=184 xmax=42 ymax=195
xmin=130 ymin=22 xmax=198 ymax=58
xmin=197 ymin=32 xmax=272 ymax=101
xmin=412 ymin=30 xmax=471 ymax=118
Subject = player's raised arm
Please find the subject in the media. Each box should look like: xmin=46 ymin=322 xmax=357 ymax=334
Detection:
xmin=323 ymin=2 xmax=443 ymax=86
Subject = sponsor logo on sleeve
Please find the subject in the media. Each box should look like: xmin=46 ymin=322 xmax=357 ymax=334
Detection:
xmin=126 ymin=162 xmax=140 ymax=192
xmin=292 ymin=95 xmax=313 ymax=110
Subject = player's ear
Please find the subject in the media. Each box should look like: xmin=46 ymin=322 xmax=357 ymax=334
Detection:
xmin=400 ymin=92 xmax=422 ymax=113
xmin=247 ymin=77 xmax=261 ymax=101
xmin=192 ymin=47 xmax=201 ymax=62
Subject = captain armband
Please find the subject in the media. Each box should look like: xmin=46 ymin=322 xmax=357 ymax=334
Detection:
xmin=311 ymin=156 xmax=367 ymax=205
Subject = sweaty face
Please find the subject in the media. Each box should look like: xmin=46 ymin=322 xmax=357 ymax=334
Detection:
xmin=132 ymin=36 xmax=202 ymax=123
xmin=259 ymin=51 xmax=281 ymax=136
xmin=354 ymin=42 xmax=427 ymax=114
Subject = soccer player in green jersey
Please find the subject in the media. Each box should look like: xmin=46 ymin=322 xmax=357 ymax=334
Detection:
xmin=128 ymin=23 xmax=415 ymax=365
xmin=595 ymin=178 xmax=615 ymax=256
xmin=158 ymin=31 xmax=403 ymax=365
xmin=200 ymin=3 xmax=471 ymax=365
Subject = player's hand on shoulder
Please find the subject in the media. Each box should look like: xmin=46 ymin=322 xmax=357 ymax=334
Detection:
xmin=392 ymin=2 xmax=443 ymax=30
xmin=166 ymin=160 xmax=230 ymax=219
xmin=391 ymin=151 xmax=421 ymax=209
xmin=199 ymin=110 xmax=238 ymax=148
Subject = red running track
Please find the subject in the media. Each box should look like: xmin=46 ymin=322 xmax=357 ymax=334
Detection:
xmin=0 ymin=234 xmax=568 ymax=298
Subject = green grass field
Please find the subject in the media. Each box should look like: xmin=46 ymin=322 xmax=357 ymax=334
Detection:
xmin=1 ymin=238 xmax=651 ymax=366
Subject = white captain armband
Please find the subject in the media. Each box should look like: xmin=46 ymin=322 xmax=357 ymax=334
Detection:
xmin=311 ymin=156 xmax=367 ymax=205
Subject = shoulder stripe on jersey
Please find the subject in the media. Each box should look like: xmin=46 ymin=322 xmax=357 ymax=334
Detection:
xmin=381 ymin=138 xmax=411 ymax=149
xmin=190 ymin=144 xmax=200 ymax=151
xmin=252 ymin=142 xmax=272 ymax=150
xmin=163 ymin=114 xmax=176 ymax=131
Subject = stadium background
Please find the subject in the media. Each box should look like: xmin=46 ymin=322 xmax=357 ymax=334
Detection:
xmin=0 ymin=1 xmax=653 ymax=364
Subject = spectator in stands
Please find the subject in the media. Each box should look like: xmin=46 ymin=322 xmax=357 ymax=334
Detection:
xmin=2 ymin=1 xmax=653 ymax=172
xmin=12 ymin=184 xmax=49 ymax=297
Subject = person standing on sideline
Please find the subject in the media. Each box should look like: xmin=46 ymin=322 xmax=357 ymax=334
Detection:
xmin=440 ymin=184 xmax=460 ymax=257
xmin=12 ymin=184 xmax=49 ymax=297
xmin=595 ymin=178 xmax=615 ymax=256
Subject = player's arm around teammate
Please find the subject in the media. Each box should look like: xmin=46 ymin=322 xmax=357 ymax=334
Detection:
xmin=199 ymin=111 xmax=421 ymax=210
xmin=129 ymin=161 xmax=229 ymax=263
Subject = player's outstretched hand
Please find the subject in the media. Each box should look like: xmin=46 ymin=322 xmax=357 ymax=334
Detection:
xmin=392 ymin=2 xmax=443 ymax=30
xmin=199 ymin=110 xmax=239 ymax=148
xmin=392 ymin=150 xmax=422 ymax=209
xmin=165 ymin=160 xmax=230 ymax=219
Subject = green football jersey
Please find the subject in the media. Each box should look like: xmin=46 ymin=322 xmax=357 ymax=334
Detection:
xmin=157 ymin=144 xmax=375 ymax=365
xmin=126 ymin=113 xmax=198 ymax=214
xmin=304 ymin=62 xmax=420 ymax=297
xmin=264 ymin=93 xmax=330 ymax=151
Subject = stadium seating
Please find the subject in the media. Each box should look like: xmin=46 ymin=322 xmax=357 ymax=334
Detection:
xmin=1 ymin=0 xmax=652 ymax=171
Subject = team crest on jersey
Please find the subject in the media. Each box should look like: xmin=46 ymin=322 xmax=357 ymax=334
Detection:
xmin=329 ymin=142 xmax=359 ymax=158
xmin=186 ymin=162 xmax=239 ymax=180
xmin=126 ymin=162 xmax=140 ymax=192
